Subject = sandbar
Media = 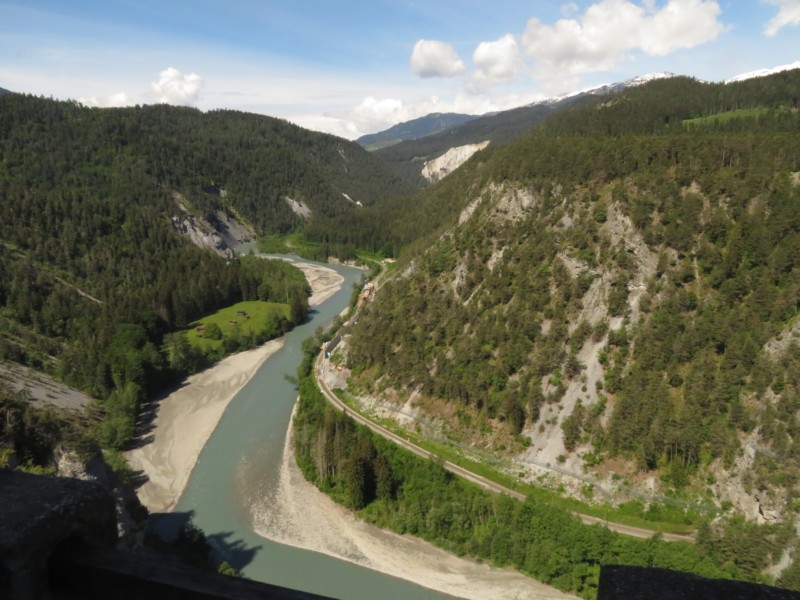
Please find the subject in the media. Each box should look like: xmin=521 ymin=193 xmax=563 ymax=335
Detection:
xmin=126 ymin=339 xmax=284 ymax=513
xmin=282 ymin=260 xmax=345 ymax=307
xmin=127 ymin=260 xmax=343 ymax=513
xmin=249 ymin=408 xmax=576 ymax=600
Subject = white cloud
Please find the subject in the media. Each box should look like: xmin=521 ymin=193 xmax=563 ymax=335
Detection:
xmin=561 ymin=2 xmax=580 ymax=15
xmin=150 ymin=67 xmax=204 ymax=105
xmin=79 ymin=92 xmax=134 ymax=108
xmin=310 ymin=90 xmax=544 ymax=140
xmin=346 ymin=96 xmax=406 ymax=133
xmin=521 ymin=0 xmax=725 ymax=92
xmin=764 ymin=0 xmax=800 ymax=36
xmin=410 ymin=40 xmax=466 ymax=78
xmin=322 ymin=95 xmax=440 ymax=138
xmin=468 ymin=34 xmax=520 ymax=92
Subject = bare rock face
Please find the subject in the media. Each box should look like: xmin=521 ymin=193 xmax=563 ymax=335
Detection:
xmin=56 ymin=447 xmax=111 ymax=487
xmin=0 ymin=470 xmax=117 ymax=600
xmin=286 ymin=197 xmax=312 ymax=220
xmin=171 ymin=193 xmax=256 ymax=260
xmin=421 ymin=141 xmax=490 ymax=183
xmin=171 ymin=214 xmax=235 ymax=260
xmin=55 ymin=447 xmax=147 ymax=548
xmin=0 ymin=362 xmax=93 ymax=411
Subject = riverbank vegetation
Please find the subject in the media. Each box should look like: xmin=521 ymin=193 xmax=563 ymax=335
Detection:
xmin=293 ymin=337 xmax=793 ymax=598
xmin=257 ymin=233 xmax=358 ymax=263
xmin=331 ymin=386 xmax=708 ymax=535
xmin=186 ymin=302 xmax=290 ymax=354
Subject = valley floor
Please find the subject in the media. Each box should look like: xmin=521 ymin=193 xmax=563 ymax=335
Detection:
xmin=127 ymin=259 xmax=575 ymax=598
xmin=125 ymin=338 xmax=285 ymax=513
xmin=126 ymin=261 xmax=343 ymax=513
xmin=250 ymin=407 xmax=576 ymax=600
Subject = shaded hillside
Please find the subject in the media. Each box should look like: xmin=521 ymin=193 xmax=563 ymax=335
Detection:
xmin=0 ymin=94 xmax=409 ymax=450
xmin=356 ymin=112 xmax=477 ymax=151
xmin=0 ymin=95 xmax=413 ymax=236
xmin=346 ymin=70 xmax=800 ymax=529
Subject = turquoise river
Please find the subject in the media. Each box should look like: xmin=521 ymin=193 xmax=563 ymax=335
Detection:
xmin=157 ymin=255 xmax=455 ymax=599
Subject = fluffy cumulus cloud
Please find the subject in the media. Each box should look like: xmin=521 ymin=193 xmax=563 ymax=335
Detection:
xmin=150 ymin=67 xmax=204 ymax=105
xmin=561 ymin=2 xmax=580 ymax=15
xmin=317 ymin=91 xmax=542 ymax=140
xmin=764 ymin=0 xmax=800 ymax=36
xmin=468 ymin=34 xmax=520 ymax=92
xmin=79 ymin=92 xmax=133 ymax=108
xmin=521 ymin=0 xmax=725 ymax=91
xmin=410 ymin=39 xmax=466 ymax=78
xmin=346 ymin=96 xmax=406 ymax=133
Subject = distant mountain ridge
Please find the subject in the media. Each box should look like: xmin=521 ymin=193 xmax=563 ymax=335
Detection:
xmin=356 ymin=112 xmax=477 ymax=151
xmin=365 ymin=72 xmax=677 ymax=161
xmin=372 ymin=63 xmax=800 ymax=187
xmin=0 ymin=86 xmax=11 ymax=96
xmin=372 ymin=74 xmax=680 ymax=187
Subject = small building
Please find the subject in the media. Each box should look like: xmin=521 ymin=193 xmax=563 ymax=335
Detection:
xmin=325 ymin=335 xmax=341 ymax=359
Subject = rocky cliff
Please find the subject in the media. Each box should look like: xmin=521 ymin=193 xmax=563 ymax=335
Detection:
xmin=421 ymin=141 xmax=490 ymax=183
xmin=171 ymin=194 xmax=256 ymax=260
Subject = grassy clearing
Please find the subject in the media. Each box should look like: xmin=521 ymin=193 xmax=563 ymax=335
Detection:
xmin=187 ymin=300 xmax=290 ymax=353
xmin=257 ymin=233 xmax=321 ymax=257
xmin=258 ymin=233 xmax=397 ymax=266
xmin=683 ymin=107 xmax=769 ymax=127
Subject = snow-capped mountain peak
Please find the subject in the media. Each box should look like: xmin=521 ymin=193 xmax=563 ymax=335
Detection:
xmin=534 ymin=72 xmax=677 ymax=107
xmin=725 ymin=61 xmax=800 ymax=83
xmin=622 ymin=72 xmax=677 ymax=87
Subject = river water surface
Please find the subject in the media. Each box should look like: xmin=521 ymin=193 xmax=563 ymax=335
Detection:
xmin=165 ymin=255 xmax=454 ymax=599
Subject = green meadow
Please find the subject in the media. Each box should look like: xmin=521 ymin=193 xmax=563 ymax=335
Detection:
xmin=682 ymin=107 xmax=770 ymax=127
xmin=187 ymin=300 xmax=291 ymax=354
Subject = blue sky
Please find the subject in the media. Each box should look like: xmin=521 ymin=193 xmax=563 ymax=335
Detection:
xmin=1 ymin=1 xmax=799 ymax=139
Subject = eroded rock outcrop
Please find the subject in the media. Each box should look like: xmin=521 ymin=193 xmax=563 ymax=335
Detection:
xmin=171 ymin=193 xmax=256 ymax=260
xmin=421 ymin=141 xmax=490 ymax=183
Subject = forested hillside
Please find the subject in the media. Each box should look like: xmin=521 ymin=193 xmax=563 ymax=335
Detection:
xmin=0 ymin=93 xmax=413 ymax=452
xmin=367 ymin=75 xmax=669 ymax=188
xmin=0 ymin=94 xmax=412 ymax=233
xmin=345 ymin=70 xmax=800 ymax=551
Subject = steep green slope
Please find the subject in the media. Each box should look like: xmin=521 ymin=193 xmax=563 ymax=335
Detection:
xmin=0 ymin=95 xmax=412 ymax=234
xmin=1 ymin=94 xmax=420 ymax=450
xmin=345 ymin=71 xmax=800 ymax=537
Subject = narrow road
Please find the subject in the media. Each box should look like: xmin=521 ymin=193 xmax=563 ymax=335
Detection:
xmin=314 ymin=351 xmax=695 ymax=544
